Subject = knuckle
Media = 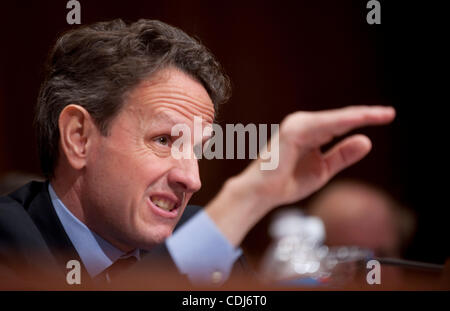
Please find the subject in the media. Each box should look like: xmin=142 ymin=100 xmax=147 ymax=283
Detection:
xmin=280 ymin=112 xmax=309 ymax=134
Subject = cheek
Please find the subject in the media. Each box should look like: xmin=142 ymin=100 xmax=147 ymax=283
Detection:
xmin=132 ymin=156 xmax=174 ymax=189
xmin=86 ymin=143 xmax=144 ymax=214
xmin=91 ymin=138 xmax=175 ymax=214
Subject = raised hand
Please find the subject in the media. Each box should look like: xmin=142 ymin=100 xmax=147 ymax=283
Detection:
xmin=246 ymin=105 xmax=396 ymax=207
xmin=206 ymin=105 xmax=396 ymax=246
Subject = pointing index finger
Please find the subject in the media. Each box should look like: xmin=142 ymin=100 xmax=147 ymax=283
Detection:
xmin=292 ymin=105 xmax=396 ymax=147
xmin=321 ymin=105 xmax=395 ymax=134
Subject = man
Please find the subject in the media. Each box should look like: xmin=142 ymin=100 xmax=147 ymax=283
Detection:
xmin=307 ymin=179 xmax=416 ymax=258
xmin=0 ymin=19 xmax=395 ymax=289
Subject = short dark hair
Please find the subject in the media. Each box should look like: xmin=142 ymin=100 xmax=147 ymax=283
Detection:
xmin=35 ymin=19 xmax=231 ymax=178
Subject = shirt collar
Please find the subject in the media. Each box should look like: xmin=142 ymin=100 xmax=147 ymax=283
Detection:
xmin=48 ymin=183 xmax=140 ymax=277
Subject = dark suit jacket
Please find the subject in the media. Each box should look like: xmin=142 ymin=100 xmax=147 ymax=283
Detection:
xmin=0 ymin=181 xmax=209 ymax=289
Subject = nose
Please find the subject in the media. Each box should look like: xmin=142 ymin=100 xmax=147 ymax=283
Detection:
xmin=168 ymin=157 xmax=202 ymax=193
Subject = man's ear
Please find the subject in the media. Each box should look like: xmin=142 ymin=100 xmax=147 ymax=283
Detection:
xmin=58 ymin=104 xmax=97 ymax=171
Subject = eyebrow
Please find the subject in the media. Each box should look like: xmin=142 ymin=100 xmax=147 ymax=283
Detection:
xmin=152 ymin=111 xmax=213 ymax=143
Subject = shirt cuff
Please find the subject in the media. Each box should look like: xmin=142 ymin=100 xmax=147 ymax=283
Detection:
xmin=166 ymin=210 xmax=242 ymax=285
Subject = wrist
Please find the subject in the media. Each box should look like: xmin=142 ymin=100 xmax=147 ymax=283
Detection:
xmin=205 ymin=174 xmax=273 ymax=247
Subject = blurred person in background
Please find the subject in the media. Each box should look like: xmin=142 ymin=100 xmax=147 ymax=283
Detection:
xmin=307 ymin=179 xmax=416 ymax=258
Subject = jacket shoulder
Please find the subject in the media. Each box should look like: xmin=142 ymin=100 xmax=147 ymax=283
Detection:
xmin=0 ymin=182 xmax=63 ymax=288
xmin=0 ymin=182 xmax=54 ymax=261
xmin=0 ymin=181 xmax=46 ymax=241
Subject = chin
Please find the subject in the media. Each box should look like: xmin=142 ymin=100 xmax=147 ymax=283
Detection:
xmin=136 ymin=224 xmax=174 ymax=249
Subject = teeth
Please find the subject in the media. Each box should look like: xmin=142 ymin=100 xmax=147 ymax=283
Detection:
xmin=151 ymin=196 xmax=176 ymax=211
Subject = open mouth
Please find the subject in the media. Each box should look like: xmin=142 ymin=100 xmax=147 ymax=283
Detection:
xmin=150 ymin=195 xmax=178 ymax=212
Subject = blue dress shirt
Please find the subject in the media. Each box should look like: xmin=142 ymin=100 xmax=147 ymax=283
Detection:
xmin=166 ymin=210 xmax=242 ymax=284
xmin=48 ymin=184 xmax=241 ymax=284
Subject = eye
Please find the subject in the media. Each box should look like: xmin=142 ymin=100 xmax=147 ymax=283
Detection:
xmin=154 ymin=135 xmax=171 ymax=146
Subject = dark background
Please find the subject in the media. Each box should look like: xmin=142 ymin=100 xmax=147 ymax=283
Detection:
xmin=0 ymin=1 xmax=447 ymax=265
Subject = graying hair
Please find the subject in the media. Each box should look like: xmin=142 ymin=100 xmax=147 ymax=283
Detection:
xmin=35 ymin=19 xmax=231 ymax=177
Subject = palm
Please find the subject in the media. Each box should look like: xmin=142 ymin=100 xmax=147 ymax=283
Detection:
xmin=253 ymin=106 xmax=396 ymax=208
xmin=285 ymin=148 xmax=328 ymax=201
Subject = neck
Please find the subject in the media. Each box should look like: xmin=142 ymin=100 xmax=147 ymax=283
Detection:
xmin=51 ymin=167 xmax=134 ymax=253
xmin=51 ymin=173 xmax=86 ymax=225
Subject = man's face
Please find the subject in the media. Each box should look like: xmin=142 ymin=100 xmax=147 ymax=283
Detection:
xmin=82 ymin=67 xmax=214 ymax=251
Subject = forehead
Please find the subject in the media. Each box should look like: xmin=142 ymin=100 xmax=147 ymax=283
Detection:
xmin=122 ymin=66 xmax=215 ymax=124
